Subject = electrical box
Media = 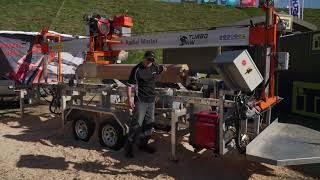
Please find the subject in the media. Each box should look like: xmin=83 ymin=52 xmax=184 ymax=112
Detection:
xmin=214 ymin=50 xmax=263 ymax=92
xmin=114 ymin=26 xmax=131 ymax=37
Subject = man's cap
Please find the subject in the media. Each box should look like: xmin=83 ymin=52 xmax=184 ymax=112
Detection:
xmin=144 ymin=51 xmax=155 ymax=62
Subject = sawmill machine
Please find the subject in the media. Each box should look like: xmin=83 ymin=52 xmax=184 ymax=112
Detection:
xmin=27 ymin=0 xmax=319 ymax=166
xmin=45 ymin=0 xmax=282 ymax=154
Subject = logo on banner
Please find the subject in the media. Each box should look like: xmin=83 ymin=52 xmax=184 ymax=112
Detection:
xmin=178 ymin=33 xmax=208 ymax=46
xmin=290 ymin=0 xmax=300 ymax=17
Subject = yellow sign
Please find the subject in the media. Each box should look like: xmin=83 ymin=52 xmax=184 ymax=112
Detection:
xmin=312 ymin=33 xmax=320 ymax=51
xmin=49 ymin=43 xmax=64 ymax=52
xmin=292 ymin=81 xmax=320 ymax=119
xmin=277 ymin=14 xmax=293 ymax=32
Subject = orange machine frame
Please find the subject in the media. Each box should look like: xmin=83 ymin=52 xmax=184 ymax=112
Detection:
xmin=250 ymin=2 xmax=279 ymax=111
xmin=85 ymin=15 xmax=133 ymax=65
xmin=39 ymin=27 xmax=62 ymax=82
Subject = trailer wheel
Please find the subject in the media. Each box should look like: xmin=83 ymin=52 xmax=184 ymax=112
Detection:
xmin=99 ymin=120 xmax=125 ymax=151
xmin=73 ymin=116 xmax=95 ymax=142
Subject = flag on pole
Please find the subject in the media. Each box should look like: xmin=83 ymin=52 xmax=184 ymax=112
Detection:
xmin=289 ymin=0 xmax=301 ymax=18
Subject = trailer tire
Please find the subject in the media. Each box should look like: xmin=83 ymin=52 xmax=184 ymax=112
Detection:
xmin=73 ymin=115 xmax=95 ymax=142
xmin=99 ymin=120 xmax=125 ymax=151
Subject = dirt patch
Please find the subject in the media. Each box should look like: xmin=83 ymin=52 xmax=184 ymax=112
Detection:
xmin=0 ymin=105 xmax=319 ymax=179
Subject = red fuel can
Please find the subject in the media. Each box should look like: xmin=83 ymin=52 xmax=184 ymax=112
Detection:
xmin=193 ymin=111 xmax=219 ymax=150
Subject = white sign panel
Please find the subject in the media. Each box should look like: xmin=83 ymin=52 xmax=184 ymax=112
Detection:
xmin=111 ymin=27 xmax=249 ymax=50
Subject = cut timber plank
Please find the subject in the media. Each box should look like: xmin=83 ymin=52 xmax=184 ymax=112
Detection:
xmin=76 ymin=63 xmax=189 ymax=83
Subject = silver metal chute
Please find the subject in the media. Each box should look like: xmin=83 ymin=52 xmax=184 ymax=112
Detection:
xmin=246 ymin=119 xmax=320 ymax=166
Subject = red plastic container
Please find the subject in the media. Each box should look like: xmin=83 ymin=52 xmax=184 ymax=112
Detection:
xmin=113 ymin=16 xmax=133 ymax=27
xmin=194 ymin=111 xmax=219 ymax=149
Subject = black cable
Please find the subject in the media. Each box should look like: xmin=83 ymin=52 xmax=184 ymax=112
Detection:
xmin=49 ymin=86 xmax=61 ymax=115
xmin=234 ymin=95 xmax=243 ymax=152
xmin=38 ymin=86 xmax=53 ymax=103
xmin=50 ymin=97 xmax=60 ymax=114
xmin=86 ymin=93 xmax=97 ymax=106
xmin=234 ymin=93 xmax=248 ymax=154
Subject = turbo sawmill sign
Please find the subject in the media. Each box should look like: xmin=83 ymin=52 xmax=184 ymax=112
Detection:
xmin=111 ymin=27 xmax=249 ymax=50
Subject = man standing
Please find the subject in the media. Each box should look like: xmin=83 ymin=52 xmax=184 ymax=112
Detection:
xmin=125 ymin=51 xmax=166 ymax=158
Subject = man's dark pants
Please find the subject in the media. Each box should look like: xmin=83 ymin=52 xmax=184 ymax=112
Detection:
xmin=127 ymin=101 xmax=155 ymax=145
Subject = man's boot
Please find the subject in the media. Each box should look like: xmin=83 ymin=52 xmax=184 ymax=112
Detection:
xmin=138 ymin=136 xmax=156 ymax=154
xmin=124 ymin=141 xmax=134 ymax=158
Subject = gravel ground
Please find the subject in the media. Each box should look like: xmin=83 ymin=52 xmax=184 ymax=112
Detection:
xmin=0 ymin=104 xmax=319 ymax=180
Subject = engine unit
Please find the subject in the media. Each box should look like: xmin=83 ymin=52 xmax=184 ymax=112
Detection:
xmin=214 ymin=50 xmax=263 ymax=92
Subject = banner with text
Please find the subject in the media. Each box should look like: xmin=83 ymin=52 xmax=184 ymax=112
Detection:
xmin=111 ymin=27 xmax=249 ymax=51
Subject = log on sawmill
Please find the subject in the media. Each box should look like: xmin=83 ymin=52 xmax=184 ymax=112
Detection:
xmin=76 ymin=63 xmax=189 ymax=83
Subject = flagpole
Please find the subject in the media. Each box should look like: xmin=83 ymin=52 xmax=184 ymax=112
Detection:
xmin=301 ymin=0 xmax=304 ymax=19
xmin=288 ymin=0 xmax=291 ymax=14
